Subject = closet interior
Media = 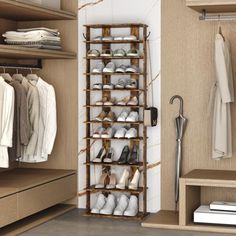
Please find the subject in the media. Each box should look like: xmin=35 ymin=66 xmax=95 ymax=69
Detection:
xmin=84 ymin=23 xmax=148 ymax=219
xmin=142 ymin=0 xmax=236 ymax=234
xmin=0 ymin=0 xmax=78 ymax=235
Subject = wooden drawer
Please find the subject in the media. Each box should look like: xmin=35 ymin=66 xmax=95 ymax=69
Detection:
xmin=0 ymin=194 xmax=17 ymax=227
xmin=18 ymin=174 xmax=77 ymax=219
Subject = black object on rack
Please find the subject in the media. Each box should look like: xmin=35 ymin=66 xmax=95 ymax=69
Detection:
xmin=0 ymin=59 xmax=42 ymax=70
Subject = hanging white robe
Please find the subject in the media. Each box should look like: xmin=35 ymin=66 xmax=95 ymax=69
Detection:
xmin=212 ymin=34 xmax=235 ymax=159
xmin=0 ymin=76 xmax=14 ymax=168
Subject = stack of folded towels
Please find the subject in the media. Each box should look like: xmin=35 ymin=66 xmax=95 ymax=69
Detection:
xmin=2 ymin=27 xmax=61 ymax=50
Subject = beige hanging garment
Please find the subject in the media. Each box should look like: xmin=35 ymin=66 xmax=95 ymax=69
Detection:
xmin=212 ymin=33 xmax=235 ymax=159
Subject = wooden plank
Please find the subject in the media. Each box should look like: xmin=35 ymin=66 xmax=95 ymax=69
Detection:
xmin=0 ymin=45 xmax=76 ymax=59
xmin=85 ymin=40 xmax=144 ymax=44
xmin=0 ymin=168 xmax=76 ymax=198
xmin=84 ymin=23 xmax=147 ymax=28
xmin=186 ymin=0 xmax=236 ymax=13
xmin=0 ymin=204 xmax=76 ymax=236
xmin=85 ymin=212 xmax=144 ymax=220
xmin=0 ymin=0 xmax=76 ymax=20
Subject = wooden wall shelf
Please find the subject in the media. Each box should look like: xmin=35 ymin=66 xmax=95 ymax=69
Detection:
xmin=84 ymin=40 xmax=144 ymax=44
xmin=186 ymin=0 xmax=236 ymax=13
xmin=87 ymin=185 xmax=144 ymax=194
xmin=0 ymin=45 xmax=76 ymax=59
xmin=85 ymin=162 xmax=144 ymax=168
xmin=0 ymin=0 xmax=76 ymax=20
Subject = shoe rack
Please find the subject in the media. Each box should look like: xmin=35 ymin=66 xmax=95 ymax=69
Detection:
xmin=84 ymin=23 xmax=148 ymax=220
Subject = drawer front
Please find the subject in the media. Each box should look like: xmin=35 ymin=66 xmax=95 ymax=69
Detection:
xmin=0 ymin=194 xmax=17 ymax=227
xmin=18 ymin=174 xmax=77 ymax=219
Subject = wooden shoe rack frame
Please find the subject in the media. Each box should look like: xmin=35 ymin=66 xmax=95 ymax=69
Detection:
xmin=84 ymin=23 xmax=148 ymax=220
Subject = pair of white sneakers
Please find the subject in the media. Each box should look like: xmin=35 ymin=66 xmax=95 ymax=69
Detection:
xmin=117 ymin=110 xmax=139 ymax=122
xmin=114 ymin=127 xmax=137 ymax=139
xmin=92 ymin=62 xmax=115 ymax=73
xmin=91 ymin=194 xmax=138 ymax=217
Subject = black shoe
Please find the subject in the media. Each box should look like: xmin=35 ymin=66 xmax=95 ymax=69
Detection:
xmin=117 ymin=146 xmax=130 ymax=164
xmin=128 ymin=145 xmax=139 ymax=165
xmin=92 ymin=147 xmax=106 ymax=163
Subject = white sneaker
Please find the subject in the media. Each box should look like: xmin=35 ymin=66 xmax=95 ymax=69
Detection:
xmin=114 ymin=127 xmax=127 ymax=138
xmin=126 ymin=79 xmax=137 ymax=89
xmin=116 ymin=169 xmax=130 ymax=189
xmin=115 ymin=65 xmax=127 ymax=73
xmin=123 ymin=35 xmax=137 ymax=41
xmin=113 ymin=194 xmax=129 ymax=216
xmin=92 ymin=127 xmax=105 ymax=138
xmin=128 ymin=169 xmax=140 ymax=190
xmin=101 ymin=127 xmax=114 ymax=138
xmin=117 ymin=109 xmax=129 ymax=122
xmin=125 ymin=65 xmax=139 ymax=73
xmin=92 ymin=62 xmax=105 ymax=73
xmin=100 ymin=194 xmax=116 ymax=215
xmin=124 ymin=195 xmax=138 ymax=217
xmin=91 ymin=193 xmax=106 ymax=214
xmin=115 ymin=78 xmax=127 ymax=89
xmin=125 ymin=128 xmax=137 ymax=139
xmin=126 ymin=111 xmax=139 ymax=122
xmin=93 ymin=83 xmax=103 ymax=90
xmin=103 ymin=62 xmax=115 ymax=73
xmin=103 ymin=84 xmax=114 ymax=90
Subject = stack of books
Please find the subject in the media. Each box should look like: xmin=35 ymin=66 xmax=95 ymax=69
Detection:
xmin=194 ymin=202 xmax=236 ymax=225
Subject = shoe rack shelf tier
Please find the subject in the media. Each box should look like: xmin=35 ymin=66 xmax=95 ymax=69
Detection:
xmin=84 ymin=23 xmax=148 ymax=220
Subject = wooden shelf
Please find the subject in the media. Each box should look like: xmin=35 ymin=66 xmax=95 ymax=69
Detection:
xmin=186 ymin=0 xmax=236 ymax=13
xmin=142 ymin=211 xmax=180 ymax=229
xmin=84 ymin=40 xmax=144 ymax=44
xmin=0 ymin=168 xmax=76 ymax=198
xmin=0 ymin=0 xmax=76 ymax=20
xmin=0 ymin=45 xmax=76 ymax=59
xmin=84 ymin=212 xmax=144 ymax=220
xmin=85 ymin=56 xmax=143 ymax=60
xmin=181 ymin=169 xmax=236 ymax=187
xmin=87 ymin=185 xmax=144 ymax=194
xmin=85 ymin=120 xmax=143 ymax=125
xmin=84 ymin=23 xmax=147 ymax=28
xmin=84 ymin=89 xmax=145 ymax=92
xmin=85 ymin=105 xmax=144 ymax=108
xmin=84 ymin=162 xmax=144 ymax=168
xmin=84 ymin=72 xmax=144 ymax=76
xmin=85 ymin=137 xmax=144 ymax=141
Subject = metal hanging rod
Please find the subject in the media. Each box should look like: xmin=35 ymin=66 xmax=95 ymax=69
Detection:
xmin=200 ymin=10 xmax=236 ymax=21
xmin=0 ymin=59 xmax=42 ymax=70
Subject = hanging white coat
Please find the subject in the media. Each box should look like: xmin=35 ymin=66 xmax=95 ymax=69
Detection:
xmin=212 ymin=34 xmax=235 ymax=159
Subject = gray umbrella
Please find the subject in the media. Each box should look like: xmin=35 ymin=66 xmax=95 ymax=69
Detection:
xmin=170 ymin=95 xmax=188 ymax=211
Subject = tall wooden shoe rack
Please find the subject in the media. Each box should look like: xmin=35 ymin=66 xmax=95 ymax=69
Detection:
xmin=84 ymin=23 xmax=148 ymax=220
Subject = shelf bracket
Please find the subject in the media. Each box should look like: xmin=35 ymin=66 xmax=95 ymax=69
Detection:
xmin=199 ymin=9 xmax=236 ymax=21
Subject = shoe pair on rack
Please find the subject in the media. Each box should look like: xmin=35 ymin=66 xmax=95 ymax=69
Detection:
xmin=93 ymin=83 xmax=114 ymax=90
xmin=114 ymin=127 xmax=137 ymax=139
xmin=92 ymin=127 xmax=114 ymax=138
xmin=95 ymin=111 xmax=116 ymax=122
xmin=117 ymin=145 xmax=139 ymax=165
xmin=92 ymin=147 xmax=114 ymax=163
xmin=91 ymin=194 xmax=138 ymax=217
xmin=117 ymin=96 xmax=138 ymax=106
xmin=95 ymin=172 xmax=116 ymax=189
xmin=92 ymin=62 xmax=140 ymax=74
xmin=95 ymin=97 xmax=116 ymax=106
xmin=115 ymin=78 xmax=137 ymax=89
xmin=117 ymin=110 xmax=139 ymax=122
xmin=116 ymin=169 xmax=141 ymax=190
xmin=87 ymin=49 xmax=140 ymax=57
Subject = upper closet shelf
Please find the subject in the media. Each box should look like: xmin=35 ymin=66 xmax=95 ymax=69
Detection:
xmin=0 ymin=0 xmax=76 ymax=20
xmin=0 ymin=45 xmax=76 ymax=59
xmin=186 ymin=0 xmax=236 ymax=13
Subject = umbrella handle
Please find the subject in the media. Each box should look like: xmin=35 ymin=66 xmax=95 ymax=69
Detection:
xmin=170 ymin=95 xmax=184 ymax=116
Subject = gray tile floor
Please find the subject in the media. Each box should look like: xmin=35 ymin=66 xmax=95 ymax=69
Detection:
xmin=20 ymin=209 xmax=233 ymax=236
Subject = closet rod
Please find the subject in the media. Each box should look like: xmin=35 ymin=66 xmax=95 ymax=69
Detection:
xmin=200 ymin=10 xmax=236 ymax=21
xmin=0 ymin=59 xmax=42 ymax=70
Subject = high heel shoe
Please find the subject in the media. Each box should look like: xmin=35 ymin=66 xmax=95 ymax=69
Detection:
xmin=95 ymin=173 xmax=108 ymax=189
xmin=103 ymin=148 xmax=114 ymax=163
xmin=92 ymin=147 xmax=106 ymax=163
xmin=116 ymin=169 xmax=130 ymax=189
xmin=128 ymin=169 xmax=140 ymax=190
xmin=106 ymin=174 xmax=117 ymax=189
xmin=117 ymin=146 xmax=130 ymax=164
xmin=128 ymin=145 xmax=139 ymax=165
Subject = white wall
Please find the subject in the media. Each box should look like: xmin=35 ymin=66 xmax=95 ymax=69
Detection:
xmin=78 ymin=0 xmax=161 ymax=213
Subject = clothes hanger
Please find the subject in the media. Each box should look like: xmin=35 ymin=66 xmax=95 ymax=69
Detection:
xmin=218 ymin=15 xmax=225 ymax=41
xmin=26 ymin=68 xmax=39 ymax=82
xmin=12 ymin=67 xmax=24 ymax=82
xmin=1 ymin=67 xmax=13 ymax=82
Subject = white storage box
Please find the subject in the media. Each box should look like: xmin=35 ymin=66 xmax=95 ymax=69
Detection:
xmin=194 ymin=205 xmax=236 ymax=226
xmin=18 ymin=0 xmax=61 ymax=10
xmin=210 ymin=201 xmax=236 ymax=212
